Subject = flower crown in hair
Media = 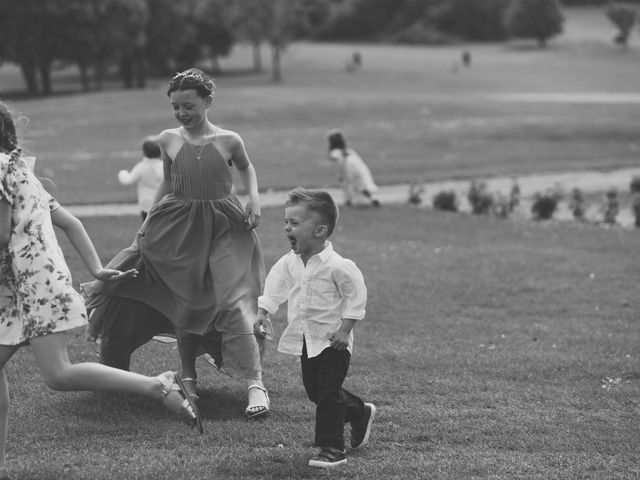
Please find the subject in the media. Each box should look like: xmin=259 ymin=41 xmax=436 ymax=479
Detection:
xmin=172 ymin=70 xmax=206 ymax=82
xmin=169 ymin=69 xmax=215 ymax=95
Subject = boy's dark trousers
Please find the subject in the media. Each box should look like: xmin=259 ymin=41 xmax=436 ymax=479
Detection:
xmin=301 ymin=338 xmax=366 ymax=451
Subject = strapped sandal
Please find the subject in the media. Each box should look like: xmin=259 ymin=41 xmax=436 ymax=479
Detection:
xmin=157 ymin=371 xmax=203 ymax=434
xmin=245 ymin=384 xmax=270 ymax=419
xmin=181 ymin=377 xmax=200 ymax=402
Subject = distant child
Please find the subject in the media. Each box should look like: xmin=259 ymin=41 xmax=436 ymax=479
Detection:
xmin=255 ymin=188 xmax=375 ymax=468
xmin=0 ymin=101 xmax=201 ymax=477
xmin=326 ymin=130 xmax=380 ymax=207
xmin=569 ymin=187 xmax=586 ymax=221
xmin=118 ymin=137 xmax=163 ymax=221
xmin=602 ymin=188 xmax=619 ymax=225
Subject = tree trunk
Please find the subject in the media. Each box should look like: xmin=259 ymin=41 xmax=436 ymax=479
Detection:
xmin=94 ymin=62 xmax=105 ymax=91
xmin=38 ymin=61 xmax=53 ymax=95
xmin=271 ymin=45 xmax=282 ymax=83
xmin=252 ymin=41 xmax=263 ymax=73
xmin=210 ymin=56 xmax=221 ymax=74
xmin=19 ymin=59 xmax=39 ymax=95
xmin=78 ymin=62 xmax=91 ymax=92
xmin=120 ymin=56 xmax=134 ymax=89
xmin=134 ymin=57 xmax=146 ymax=89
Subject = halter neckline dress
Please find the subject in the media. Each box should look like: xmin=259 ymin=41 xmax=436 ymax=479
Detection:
xmin=83 ymin=139 xmax=265 ymax=378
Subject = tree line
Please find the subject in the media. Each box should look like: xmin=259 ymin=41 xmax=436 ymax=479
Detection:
xmin=0 ymin=0 xmax=634 ymax=95
xmin=0 ymin=0 xmax=323 ymax=94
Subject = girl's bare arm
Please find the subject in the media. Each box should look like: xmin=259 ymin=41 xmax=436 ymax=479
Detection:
xmin=50 ymin=206 xmax=137 ymax=281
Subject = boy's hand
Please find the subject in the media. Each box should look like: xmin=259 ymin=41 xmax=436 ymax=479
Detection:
xmin=329 ymin=330 xmax=350 ymax=351
xmin=329 ymin=319 xmax=357 ymax=351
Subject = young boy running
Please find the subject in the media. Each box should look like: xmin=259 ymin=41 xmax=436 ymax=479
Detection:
xmin=255 ymin=188 xmax=375 ymax=468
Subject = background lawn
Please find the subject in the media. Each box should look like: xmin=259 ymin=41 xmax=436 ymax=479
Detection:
xmin=2 ymin=6 xmax=640 ymax=479
xmin=3 ymin=207 xmax=638 ymax=479
xmin=0 ymin=8 xmax=639 ymax=205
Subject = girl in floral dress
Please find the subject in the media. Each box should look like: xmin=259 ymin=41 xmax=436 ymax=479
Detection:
xmin=0 ymin=103 xmax=200 ymax=479
xmin=83 ymin=68 xmax=269 ymax=419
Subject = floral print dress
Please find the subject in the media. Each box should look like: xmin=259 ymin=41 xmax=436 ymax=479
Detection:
xmin=0 ymin=150 xmax=87 ymax=345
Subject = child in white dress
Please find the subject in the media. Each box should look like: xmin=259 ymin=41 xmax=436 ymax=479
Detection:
xmin=327 ymin=130 xmax=380 ymax=207
xmin=117 ymin=137 xmax=163 ymax=220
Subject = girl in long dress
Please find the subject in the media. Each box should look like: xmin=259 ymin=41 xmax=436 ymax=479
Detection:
xmin=83 ymin=68 xmax=269 ymax=420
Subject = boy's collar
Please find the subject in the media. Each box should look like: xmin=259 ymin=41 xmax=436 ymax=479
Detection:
xmin=295 ymin=241 xmax=333 ymax=263
xmin=316 ymin=241 xmax=333 ymax=262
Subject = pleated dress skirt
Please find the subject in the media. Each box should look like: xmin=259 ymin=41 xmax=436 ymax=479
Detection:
xmin=84 ymin=142 xmax=265 ymax=379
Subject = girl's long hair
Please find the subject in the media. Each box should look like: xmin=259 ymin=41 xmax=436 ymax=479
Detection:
xmin=0 ymin=102 xmax=17 ymax=152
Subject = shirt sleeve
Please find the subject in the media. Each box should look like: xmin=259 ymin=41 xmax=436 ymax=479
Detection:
xmin=336 ymin=260 xmax=367 ymax=320
xmin=118 ymin=162 xmax=144 ymax=185
xmin=258 ymin=255 xmax=292 ymax=315
xmin=329 ymin=149 xmax=343 ymax=161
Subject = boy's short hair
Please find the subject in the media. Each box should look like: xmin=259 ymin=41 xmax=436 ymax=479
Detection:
xmin=142 ymin=139 xmax=161 ymax=158
xmin=286 ymin=187 xmax=339 ymax=237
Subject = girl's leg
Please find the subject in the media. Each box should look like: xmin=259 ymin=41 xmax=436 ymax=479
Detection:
xmin=29 ymin=333 xmax=199 ymax=428
xmin=0 ymin=345 xmax=20 ymax=476
xmin=175 ymin=331 xmax=199 ymax=398
xmin=29 ymin=333 xmax=164 ymax=397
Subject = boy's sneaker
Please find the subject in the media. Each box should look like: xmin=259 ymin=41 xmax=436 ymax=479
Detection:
xmin=308 ymin=448 xmax=347 ymax=468
xmin=350 ymin=402 xmax=376 ymax=449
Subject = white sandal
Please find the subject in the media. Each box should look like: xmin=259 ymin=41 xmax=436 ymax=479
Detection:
xmin=246 ymin=384 xmax=270 ymax=419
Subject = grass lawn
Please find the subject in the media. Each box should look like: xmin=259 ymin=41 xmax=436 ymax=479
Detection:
xmin=1 ymin=9 xmax=639 ymax=205
xmin=3 ymin=206 xmax=639 ymax=479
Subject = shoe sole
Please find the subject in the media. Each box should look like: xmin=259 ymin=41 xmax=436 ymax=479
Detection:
xmin=308 ymin=458 xmax=348 ymax=468
xmin=352 ymin=403 xmax=376 ymax=450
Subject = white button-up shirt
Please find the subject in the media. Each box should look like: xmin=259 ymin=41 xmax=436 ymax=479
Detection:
xmin=258 ymin=242 xmax=367 ymax=358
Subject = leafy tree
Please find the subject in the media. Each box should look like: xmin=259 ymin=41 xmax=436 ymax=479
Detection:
xmin=605 ymin=2 xmax=637 ymax=49
xmin=145 ymin=0 xmax=199 ymax=73
xmin=114 ymin=0 xmax=149 ymax=89
xmin=431 ymin=0 xmax=510 ymax=41
xmin=0 ymin=0 xmax=149 ymax=94
xmin=228 ymin=0 xmax=272 ymax=72
xmin=193 ymin=0 xmax=234 ymax=73
xmin=0 ymin=0 xmax=69 ymax=94
xmin=227 ymin=0 xmax=265 ymax=72
xmin=504 ymin=0 xmax=564 ymax=48
xmin=229 ymin=0 xmax=327 ymax=82
xmin=316 ymin=0 xmax=437 ymax=41
xmin=59 ymin=0 xmax=149 ymax=91
xmin=145 ymin=0 xmax=233 ymax=75
xmin=316 ymin=0 xmax=510 ymax=42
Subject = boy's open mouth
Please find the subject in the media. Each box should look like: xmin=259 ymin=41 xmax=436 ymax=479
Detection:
xmin=288 ymin=236 xmax=297 ymax=249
